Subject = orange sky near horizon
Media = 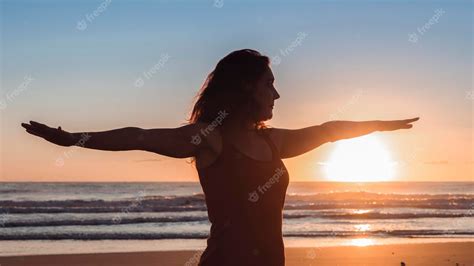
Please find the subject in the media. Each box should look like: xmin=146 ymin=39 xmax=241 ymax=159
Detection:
xmin=3 ymin=86 xmax=472 ymax=182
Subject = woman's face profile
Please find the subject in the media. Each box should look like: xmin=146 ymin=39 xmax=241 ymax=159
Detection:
xmin=252 ymin=66 xmax=280 ymax=122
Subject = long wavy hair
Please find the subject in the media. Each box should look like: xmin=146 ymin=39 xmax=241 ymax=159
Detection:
xmin=188 ymin=49 xmax=270 ymax=131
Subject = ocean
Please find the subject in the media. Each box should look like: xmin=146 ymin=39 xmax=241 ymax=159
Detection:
xmin=0 ymin=182 xmax=472 ymax=256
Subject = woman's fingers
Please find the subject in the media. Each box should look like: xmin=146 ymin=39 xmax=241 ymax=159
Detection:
xmin=27 ymin=121 xmax=59 ymax=135
xmin=402 ymin=117 xmax=419 ymax=123
xmin=380 ymin=117 xmax=419 ymax=131
xmin=29 ymin=121 xmax=51 ymax=131
xmin=22 ymin=122 xmax=41 ymax=134
xmin=21 ymin=123 xmax=32 ymax=130
xmin=396 ymin=117 xmax=419 ymax=130
xmin=30 ymin=120 xmax=47 ymax=128
xmin=22 ymin=121 xmax=73 ymax=146
xmin=22 ymin=121 xmax=55 ymax=138
xmin=400 ymin=123 xmax=413 ymax=129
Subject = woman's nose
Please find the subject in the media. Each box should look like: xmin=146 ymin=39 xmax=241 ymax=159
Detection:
xmin=273 ymin=88 xmax=280 ymax=100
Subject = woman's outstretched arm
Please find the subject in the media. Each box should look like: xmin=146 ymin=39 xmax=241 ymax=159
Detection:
xmin=21 ymin=121 xmax=213 ymax=158
xmin=269 ymin=118 xmax=419 ymax=159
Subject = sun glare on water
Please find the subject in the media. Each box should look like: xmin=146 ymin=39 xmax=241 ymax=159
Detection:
xmin=349 ymin=238 xmax=375 ymax=247
xmin=322 ymin=135 xmax=396 ymax=182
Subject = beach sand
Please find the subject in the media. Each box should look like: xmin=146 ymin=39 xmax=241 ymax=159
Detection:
xmin=0 ymin=242 xmax=472 ymax=266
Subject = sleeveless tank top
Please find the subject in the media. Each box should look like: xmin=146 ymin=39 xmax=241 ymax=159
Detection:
xmin=197 ymin=128 xmax=290 ymax=266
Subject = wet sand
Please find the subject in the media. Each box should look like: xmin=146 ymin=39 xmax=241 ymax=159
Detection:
xmin=0 ymin=242 xmax=472 ymax=266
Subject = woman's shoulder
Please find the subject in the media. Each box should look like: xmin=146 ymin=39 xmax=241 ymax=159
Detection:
xmin=192 ymin=124 xmax=224 ymax=170
xmin=186 ymin=122 xmax=223 ymax=147
xmin=259 ymin=127 xmax=284 ymax=155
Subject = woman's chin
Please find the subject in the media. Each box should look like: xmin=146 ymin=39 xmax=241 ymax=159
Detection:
xmin=261 ymin=112 xmax=273 ymax=121
xmin=254 ymin=109 xmax=273 ymax=123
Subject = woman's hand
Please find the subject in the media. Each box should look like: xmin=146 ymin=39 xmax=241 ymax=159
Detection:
xmin=378 ymin=117 xmax=419 ymax=131
xmin=21 ymin=121 xmax=77 ymax=147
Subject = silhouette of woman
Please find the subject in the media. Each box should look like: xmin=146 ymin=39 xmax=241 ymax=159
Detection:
xmin=21 ymin=49 xmax=418 ymax=266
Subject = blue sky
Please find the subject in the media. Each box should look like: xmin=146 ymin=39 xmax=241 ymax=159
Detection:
xmin=1 ymin=0 xmax=472 ymax=181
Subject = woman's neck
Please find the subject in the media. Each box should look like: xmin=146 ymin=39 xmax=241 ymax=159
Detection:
xmin=222 ymin=117 xmax=257 ymax=135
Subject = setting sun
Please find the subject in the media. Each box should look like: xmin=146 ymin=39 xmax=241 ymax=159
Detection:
xmin=322 ymin=135 xmax=396 ymax=182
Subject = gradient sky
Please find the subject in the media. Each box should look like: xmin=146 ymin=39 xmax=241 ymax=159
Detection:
xmin=1 ymin=0 xmax=472 ymax=182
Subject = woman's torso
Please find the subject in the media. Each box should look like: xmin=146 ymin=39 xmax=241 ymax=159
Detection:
xmin=196 ymin=128 xmax=290 ymax=266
